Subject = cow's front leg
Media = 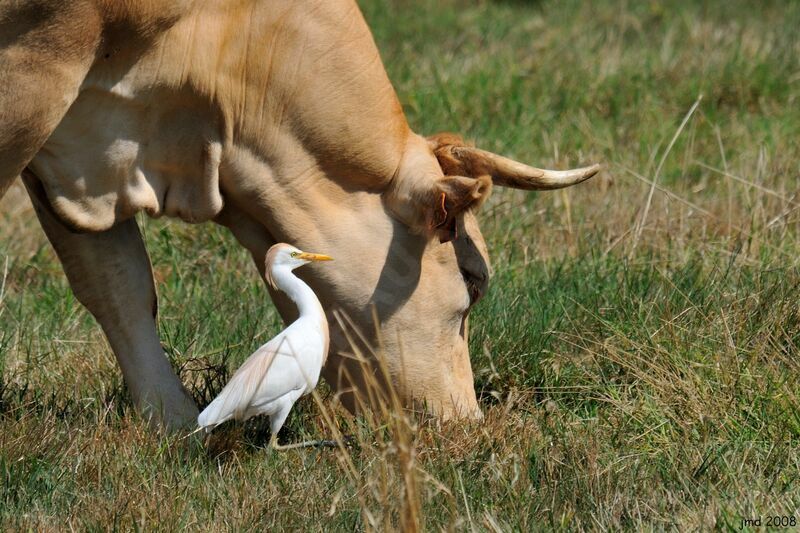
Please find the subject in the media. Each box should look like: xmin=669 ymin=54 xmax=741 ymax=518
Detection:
xmin=22 ymin=172 xmax=198 ymax=430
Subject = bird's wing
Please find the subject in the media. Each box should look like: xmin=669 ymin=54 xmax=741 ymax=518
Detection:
xmin=197 ymin=335 xmax=303 ymax=429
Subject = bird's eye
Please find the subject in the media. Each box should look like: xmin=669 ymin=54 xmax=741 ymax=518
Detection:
xmin=290 ymin=252 xmax=298 ymax=258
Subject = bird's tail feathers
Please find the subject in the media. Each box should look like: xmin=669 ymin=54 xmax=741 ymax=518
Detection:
xmin=197 ymin=343 xmax=282 ymax=429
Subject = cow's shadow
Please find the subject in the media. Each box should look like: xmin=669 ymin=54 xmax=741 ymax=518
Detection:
xmin=369 ymin=211 xmax=487 ymax=323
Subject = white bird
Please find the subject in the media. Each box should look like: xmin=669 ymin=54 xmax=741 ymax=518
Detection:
xmin=197 ymin=243 xmax=333 ymax=449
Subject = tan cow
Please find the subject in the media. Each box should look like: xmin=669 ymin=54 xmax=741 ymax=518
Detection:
xmin=0 ymin=0 xmax=598 ymax=429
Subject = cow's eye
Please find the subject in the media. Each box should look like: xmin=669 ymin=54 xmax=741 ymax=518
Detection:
xmin=460 ymin=267 xmax=488 ymax=307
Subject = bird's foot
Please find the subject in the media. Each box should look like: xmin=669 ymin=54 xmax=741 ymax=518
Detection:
xmin=270 ymin=435 xmax=355 ymax=450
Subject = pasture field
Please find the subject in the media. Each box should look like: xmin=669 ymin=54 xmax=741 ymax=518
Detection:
xmin=2 ymin=0 xmax=799 ymax=530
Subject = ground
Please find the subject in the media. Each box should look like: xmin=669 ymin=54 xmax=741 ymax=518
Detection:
xmin=1 ymin=0 xmax=799 ymax=530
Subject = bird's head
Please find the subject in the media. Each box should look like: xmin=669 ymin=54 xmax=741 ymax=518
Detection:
xmin=264 ymin=243 xmax=333 ymax=290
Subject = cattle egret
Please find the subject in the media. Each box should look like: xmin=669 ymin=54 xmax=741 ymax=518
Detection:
xmin=197 ymin=243 xmax=332 ymax=449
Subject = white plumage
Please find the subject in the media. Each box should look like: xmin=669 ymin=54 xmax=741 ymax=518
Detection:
xmin=197 ymin=243 xmax=331 ymax=449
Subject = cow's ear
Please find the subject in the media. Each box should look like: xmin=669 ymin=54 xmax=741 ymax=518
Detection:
xmin=430 ymin=175 xmax=492 ymax=243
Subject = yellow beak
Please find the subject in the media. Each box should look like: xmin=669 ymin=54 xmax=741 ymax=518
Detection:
xmin=298 ymin=252 xmax=334 ymax=262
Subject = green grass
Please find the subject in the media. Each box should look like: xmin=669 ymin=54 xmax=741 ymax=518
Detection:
xmin=2 ymin=0 xmax=800 ymax=529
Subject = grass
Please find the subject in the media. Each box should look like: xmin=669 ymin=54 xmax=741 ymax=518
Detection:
xmin=2 ymin=0 xmax=800 ymax=529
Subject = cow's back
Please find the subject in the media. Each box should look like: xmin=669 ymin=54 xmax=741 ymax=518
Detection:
xmin=15 ymin=0 xmax=411 ymax=231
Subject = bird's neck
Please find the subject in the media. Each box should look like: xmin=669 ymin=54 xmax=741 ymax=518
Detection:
xmin=272 ymin=267 xmax=325 ymax=321
xmin=273 ymin=266 xmax=330 ymax=363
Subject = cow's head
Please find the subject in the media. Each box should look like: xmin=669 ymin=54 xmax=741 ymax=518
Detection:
xmin=364 ymin=133 xmax=599 ymax=418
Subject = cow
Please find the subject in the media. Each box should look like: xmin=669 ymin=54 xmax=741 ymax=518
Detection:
xmin=0 ymin=0 xmax=599 ymax=430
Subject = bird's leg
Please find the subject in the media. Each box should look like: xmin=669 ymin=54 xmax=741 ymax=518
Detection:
xmin=268 ymin=408 xmax=338 ymax=450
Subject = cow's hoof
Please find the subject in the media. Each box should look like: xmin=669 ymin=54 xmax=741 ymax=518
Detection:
xmin=138 ymin=390 xmax=200 ymax=432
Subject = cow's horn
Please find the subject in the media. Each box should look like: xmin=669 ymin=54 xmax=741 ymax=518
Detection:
xmin=435 ymin=144 xmax=601 ymax=191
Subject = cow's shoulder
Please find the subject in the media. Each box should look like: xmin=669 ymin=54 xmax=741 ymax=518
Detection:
xmin=0 ymin=1 xmax=104 ymax=190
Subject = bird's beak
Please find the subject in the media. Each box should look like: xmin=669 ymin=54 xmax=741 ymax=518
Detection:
xmin=298 ymin=252 xmax=334 ymax=262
